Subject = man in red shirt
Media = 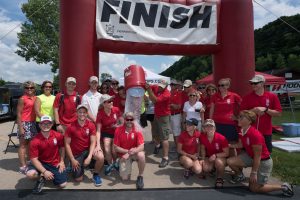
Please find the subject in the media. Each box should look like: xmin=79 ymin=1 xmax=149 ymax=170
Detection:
xmin=114 ymin=112 xmax=145 ymax=190
xmin=181 ymin=79 xmax=193 ymax=106
xmin=26 ymin=115 xmax=67 ymax=194
xmin=240 ymin=75 xmax=282 ymax=153
xmin=54 ymin=77 xmax=81 ymax=134
xmin=65 ymin=104 xmax=104 ymax=187
xmin=145 ymin=80 xmax=171 ymax=168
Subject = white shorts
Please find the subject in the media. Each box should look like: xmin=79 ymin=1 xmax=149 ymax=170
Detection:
xmin=170 ymin=113 xmax=182 ymax=137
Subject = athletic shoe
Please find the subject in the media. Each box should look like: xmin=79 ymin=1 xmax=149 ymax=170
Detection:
xmin=136 ymin=176 xmax=144 ymax=190
xmin=230 ymin=173 xmax=246 ymax=184
xmin=19 ymin=166 xmax=28 ymax=175
xmin=113 ymin=161 xmax=119 ymax=172
xmin=93 ymin=174 xmax=102 ymax=187
xmin=153 ymin=144 xmax=161 ymax=155
xmin=282 ymin=182 xmax=294 ymax=197
xmin=32 ymin=176 xmax=45 ymax=194
xmin=104 ymin=164 xmax=113 ymax=175
xmin=183 ymin=169 xmax=190 ymax=179
xmin=158 ymin=158 xmax=169 ymax=168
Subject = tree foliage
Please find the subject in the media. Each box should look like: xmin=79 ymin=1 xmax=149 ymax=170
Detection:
xmin=16 ymin=0 xmax=59 ymax=73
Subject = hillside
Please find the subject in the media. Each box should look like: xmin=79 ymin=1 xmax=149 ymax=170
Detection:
xmin=161 ymin=14 xmax=300 ymax=80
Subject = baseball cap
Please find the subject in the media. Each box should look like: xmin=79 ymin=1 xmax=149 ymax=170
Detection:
xmin=66 ymin=77 xmax=76 ymax=84
xmin=89 ymin=76 xmax=98 ymax=83
xmin=249 ymin=75 xmax=265 ymax=83
xmin=77 ymin=104 xmax=88 ymax=111
xmin=186 ymin=118 xmax=198 ymax=126
xmin=40 ymin=115 xmax=52 ymax=123
xmin=183 ymin=79 xmax=192 ymax=87
xmin=203 ymin=119 xmax=216 ymax=127
xmin=100 ymin=94 xmax=113 ymax=105
xmin=158 ymin=80 xmax=168 ymax=89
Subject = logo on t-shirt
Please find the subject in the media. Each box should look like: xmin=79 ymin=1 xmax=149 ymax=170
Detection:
xmin=86 ymin=129 xmax=90 ymax=136
xmin=73 ymin=97 xmax=77 ymax=102
xmin=227 ymin=99 xmax=231 ymax=104
xmin=215 ymin=143 xmax=220 ymax=150
xmin=114 ymin=114 xmax=117 ymax=119
xmin=131 ymin=133 xmax=135 ymax=140
xmin=266 ymin=99 xmax=270 ymax=107
xmin=53 ymin=138 xmax=57 ymax=145
xmin=196 ymin=138 xmax=199 ymax=144
xmin=246 ymin=137 xmax=250 ymax=145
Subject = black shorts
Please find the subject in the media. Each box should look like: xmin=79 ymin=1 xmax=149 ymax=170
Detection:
xmin=72 ymin=151 xmax=89 ymax=179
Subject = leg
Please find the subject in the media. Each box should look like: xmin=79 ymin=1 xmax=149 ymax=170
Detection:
xmin=119 ymin=158 xmax=131 ymax=180
xmin=215 ymin=157 xmax=227 ymax=178
xmin=192 ymin=160 xmax=203 ymax=175
xmin=202 ymin=159 xmax=214 ymax=173
xmin=18 ymin=137 xmax=28 ymax=168
xmin=93 ymin=150 xmax=104 ymax=174
xmin=227 ymin=156 xmax=245 ymax=175
xmin=179 ymin=156 xmax=194 ymax=169
xmin=103 ymin=137 xmax=113 ymax=164
xmin=136 ymin=151 xmax=145 ymax=176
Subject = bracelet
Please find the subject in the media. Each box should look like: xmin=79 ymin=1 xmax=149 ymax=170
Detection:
xmin=42 ymin=170 xmax=47 ymax=175
xmin=251 ymin=171 xmax=257 ymax=175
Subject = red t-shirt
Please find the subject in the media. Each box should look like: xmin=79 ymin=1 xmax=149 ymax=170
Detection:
xmin=114 ymin=126 xmax=144 ymax=157
xmin=239 ymin=126 xmax=270 ymax=159
xmin=170 ymin=90 xmax=183 ymax=114
xmin=181 ymin=91 xmax=189 ymax=108
xmin=151 ymin=85 xmax=171 ymax=117
xmin=202 ymin=95 xmax=213 ymax=120
xmin=53 ymin=91 xmax=81 ymax=126
xmin=96 ymin=106 xmax=121 ymax=135
xmin=178 ymin=130 xmax=201 ymax=155
xmin=200 ymin=132 xmax=229 ymax=157
xmin=108 ymin=89 xmax=118 ymax=106
xmin=114 ymin=94 xmax=126 ymax=114
xmin=21 ymin=95 xmax=36 ymax=121
xmin=65 ymin=120 xmax=96 ymax=157
xmin=211 ymin=91 xmax=242 ymax=125
xmin=30 ymin=130 xmax=64 ymax=166
xmin=240 ymin=91 xmax=282 ymax=135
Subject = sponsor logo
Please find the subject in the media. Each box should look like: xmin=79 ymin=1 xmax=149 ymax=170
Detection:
xmin=53 ymin=138 xmax=57 ymax=145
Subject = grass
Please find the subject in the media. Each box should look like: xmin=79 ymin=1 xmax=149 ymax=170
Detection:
xmin=271 ymin=109 xmax=300 ymax=184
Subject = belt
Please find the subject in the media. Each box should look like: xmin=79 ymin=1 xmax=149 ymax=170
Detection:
xmin=171 ymin=113 xmax=181 ymax=116
xmin=261 ymin=157 xmax=270 ymax=161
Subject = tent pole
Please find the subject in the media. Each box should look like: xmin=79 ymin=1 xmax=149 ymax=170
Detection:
xmin=286 ymin=85 xmax=296 ymax=122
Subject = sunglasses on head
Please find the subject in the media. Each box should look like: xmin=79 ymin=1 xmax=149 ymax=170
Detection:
xmin=250 ymin=82 xmax=261 ymax=85
xmin=218 ymin=84 xmax=227 ymax=87
xmin=125 ymin=118 xmax=134 ymax=121
xmin=25 ymin=87 xmax=35 ymax=90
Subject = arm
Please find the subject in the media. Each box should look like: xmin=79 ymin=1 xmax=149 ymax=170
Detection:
xmin=34 ymin=97 xmax=43 ymax=118
xmin=250 ymin=144 xmax=262 ymax=184
xmin=16 ymin=98 xmax=24 ymax=135
xmin=199 ymin=144 xmax=206 ymax=160
xmin=84 ymin=135 xmax=96 ymax=167
xmin=54 ymin=107 xmax=64 ymax=133
xmin=31 ymin=157 xmax=54 ymax=180
xmin=216 ymin=147 xmax=229 ymax=158
xmin=95 ymin=122 xmax=102 ymax=152
xmin=64 ymin=137 xmax=80 ymax=171
xmin=177 ymin=143 xmax=198 ymax=160
xmin=228 ymin=139 xmax=243 ymax=149
xmin=209 ymin=103 xmax=215 ymax=119
xmin=57 ymin=147 xmax=66 ymax=173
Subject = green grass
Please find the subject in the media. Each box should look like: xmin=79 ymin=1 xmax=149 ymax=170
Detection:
xmin=272 ymin=109 xmax=300 ymax=125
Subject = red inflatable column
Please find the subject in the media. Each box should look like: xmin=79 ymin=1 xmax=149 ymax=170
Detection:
xmin=60 ymin=0 xmax=99 ymax=94
xmin=213 ymin=0 xmax=255 ymax=96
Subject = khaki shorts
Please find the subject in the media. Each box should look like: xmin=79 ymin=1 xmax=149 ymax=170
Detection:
xmin=153 ymin=115 xmax=171 ymax=141
xmin=119 ymin=155 xmax=138 ymax=178
xmin=239 ymin=152 xmax=273 ymax=185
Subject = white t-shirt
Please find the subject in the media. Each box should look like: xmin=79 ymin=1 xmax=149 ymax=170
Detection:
xmin=82 ymin=90 xmax=102 ymax=119
xmin=183 ymin=101 xmax=203 ymax=121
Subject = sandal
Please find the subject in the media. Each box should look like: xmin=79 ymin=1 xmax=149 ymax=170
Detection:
xmin=215 ymin=177 xmax=224 ymax=189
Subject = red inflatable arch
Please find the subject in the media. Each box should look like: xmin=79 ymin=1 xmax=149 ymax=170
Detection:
xmin=60 ymin=0 xmax=255 ymax=96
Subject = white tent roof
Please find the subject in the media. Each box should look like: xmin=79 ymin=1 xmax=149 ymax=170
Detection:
xmin=119 ymin=67 xmax=170 ymax=85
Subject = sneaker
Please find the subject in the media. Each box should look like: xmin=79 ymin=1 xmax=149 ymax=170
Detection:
xmin=32 ymin=176 xmax=45 ymax=194
xmin=282 ymin=183 xmax=294 ymax=197
xmin=113 ymin=160 xmax=119 ymax=172
xmin=230 ymin=173 xmax=246 ymax=184
xmin=19 ymin=166 xmax=28 ymax=175
xmin=158 ymin=158 xmax=169 ymax=168
xmin=104 ymin=164 xmax=113 ymax=175
xmin=153 ymin=145 xmax=161 ymax=155
xmin=136 ymin=176 xmax=144 ymax=190
xmin=183 ymin=169 xmax=190 ymax=179
xmin=93 ymin=174 xmax=102 ymax=187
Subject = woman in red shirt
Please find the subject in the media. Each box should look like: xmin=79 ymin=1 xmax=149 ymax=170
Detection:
xmin=177 ymin=118 xmax=202 ymax=179
xmin=200 ymin=119 xmax=229 ymax=188
xmin=202 ymin=84 xmax=217 ymax=120
xmin=227 ymin=110 xmax=294 ymax=197
xmin=17 ymin=81 xmax=37 ymax=174
xmin=96 ymin=94 xmax=123 ymax=176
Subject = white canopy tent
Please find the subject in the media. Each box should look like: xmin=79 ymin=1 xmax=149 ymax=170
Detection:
xmin=119 ymin=67 xmax=170 ymax=86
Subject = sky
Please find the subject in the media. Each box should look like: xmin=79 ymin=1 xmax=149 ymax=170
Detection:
xmin=0 ymin=0 xmax=300 ymax=84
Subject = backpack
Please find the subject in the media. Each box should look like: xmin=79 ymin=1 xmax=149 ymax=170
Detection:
xmin=59 ymin=92 xmax=81 ymax=109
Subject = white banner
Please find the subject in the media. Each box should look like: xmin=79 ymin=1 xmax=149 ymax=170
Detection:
xmin=270 ymin=80 xmax=300 ymax=93
xmin=96 ymin=0 xmax=217 ymax=45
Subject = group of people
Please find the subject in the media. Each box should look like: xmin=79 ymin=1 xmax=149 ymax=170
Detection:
xmin=15 ymin=74 xmax=293 ymax=197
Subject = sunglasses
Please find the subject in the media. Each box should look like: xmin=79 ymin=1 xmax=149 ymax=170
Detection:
xmin=104 ymin=100 xmax=113 ymax=104
xmin=25 ymin=87 xmax=35 ymax=90
xmin=125 ymin=118 xmax=134 ymax=121
xmin=189 ymin=94 xmax=197 ymax=97
xmin=250 ymin=82 xmax=261 ymax=85
xmin=218 ymin=84 xmax=227 ymax=87
xmin=198 ymin=87 xmax=205 ymax=90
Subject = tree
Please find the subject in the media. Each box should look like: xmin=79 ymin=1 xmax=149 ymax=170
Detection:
xmin=0 ymin=78 xmax=5 ymax=86
xmin=275 ymin=54 xmax=286 ymax=69
xmin=16 ymin=0 xmax=59 ymax=73
xmin=100 ymin=73 xmax=112 ymax=83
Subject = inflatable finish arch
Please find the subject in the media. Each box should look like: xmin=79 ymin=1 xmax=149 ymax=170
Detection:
xmin=60 ymin=0 xmax=255 ymax=96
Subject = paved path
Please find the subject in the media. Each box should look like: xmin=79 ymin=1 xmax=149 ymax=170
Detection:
xmin=0 ymin=120 xmax=281 ymax=191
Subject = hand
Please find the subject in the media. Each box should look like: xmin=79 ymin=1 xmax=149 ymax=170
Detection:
xmin=145 ymin=83 xmax=150 ymax=90
xmin=254 ymin=107 xmax=266 ymax=116
xmin=208 ymin=154 xmax=216 ymax=162
xmin=93 ymin=145 xmax=102 ymax=155
xmin=71 ymin=158 xmax=80 ymax=171
xmin=83 ymin=156 xmax=92 ymax=167
xmin=128 ymin=148 xmax=136 ymax=155
xmin=43 ymin=170 xmax=54 ymax=180
xmin=122 ymin=153 xmax=130 ymax=160
xmin=250 ymin=173 xmax=257 ymax=184
xmin=56 ymin=125 xmax=64 ymax=133
xmin=191 ymin=154 xmax=198 ymax=161
xmin=57 ymin=161 xmax=65 ymax=173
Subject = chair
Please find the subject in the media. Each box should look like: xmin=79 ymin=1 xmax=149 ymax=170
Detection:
xmin=4 ymin=121 xmax=18 ymax=154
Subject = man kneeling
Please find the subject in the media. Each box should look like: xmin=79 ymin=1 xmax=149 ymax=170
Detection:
xmin=26 ymin=116 xmax=67 ymax=194
xmin=114 ymin=112 xmax=145 ymax=190
xmin=65 ymin=105 xmax=104 ymax=186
